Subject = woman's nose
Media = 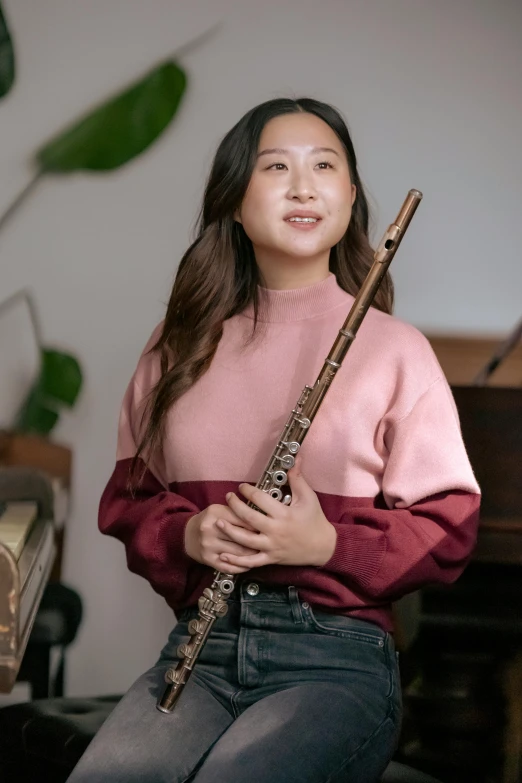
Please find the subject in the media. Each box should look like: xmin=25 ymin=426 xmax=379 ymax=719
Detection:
xmin=287 ymin=169 xmax=317 ymax=201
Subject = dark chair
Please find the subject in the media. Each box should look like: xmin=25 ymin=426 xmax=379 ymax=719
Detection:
xmin=381 ymin=763 xmax=442 ymax=782
xmin=0 ymin=694 xmax=443 ymax=783
xmin=17 ymin=582 xmax=83 ymax=699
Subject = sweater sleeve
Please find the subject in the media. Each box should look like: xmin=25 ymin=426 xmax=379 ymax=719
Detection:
xmin=322 ymin=376 xmax=481 ymax=601
xmin=98 ymin=373 xmax=200 ymax=606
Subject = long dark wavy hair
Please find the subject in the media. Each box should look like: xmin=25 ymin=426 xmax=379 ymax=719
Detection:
xmin=131 ymin=97 xmax=394 ymax=481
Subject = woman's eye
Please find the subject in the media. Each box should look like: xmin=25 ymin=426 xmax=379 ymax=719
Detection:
xmin=266 ymin=161 xmax=334 ymax=171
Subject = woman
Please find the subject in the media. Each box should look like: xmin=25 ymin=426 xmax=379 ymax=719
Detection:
xmin=68 ymin=97 xmax=480 ymax=782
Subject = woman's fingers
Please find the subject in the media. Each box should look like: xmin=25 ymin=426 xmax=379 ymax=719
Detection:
xmin=225 ymin=493 xmax=273 ymax=533
xmin=215 ymin=558 xmax=251 ymax=574
xmin=217 ymin=519 xmax=269 ymax=550
xmin=217 ymin=538 xmax=259 ymax=557
xmin=234 ymin=483 xmax=286 ymax=517
xmin=222 ymin=514 xmax=256 ymax=532
xmin=221 ymin=551 xmax=270 ymax=569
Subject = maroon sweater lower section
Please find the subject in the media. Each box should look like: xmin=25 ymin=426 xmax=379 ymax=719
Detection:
xmin=99 ymin=459 xmax=480 ymax=633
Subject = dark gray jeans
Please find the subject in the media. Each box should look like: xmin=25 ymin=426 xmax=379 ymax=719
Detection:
xmin=67 ymin=583 xmax=402 ymax=783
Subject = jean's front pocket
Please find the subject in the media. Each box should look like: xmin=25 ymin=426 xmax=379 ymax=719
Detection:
xmin=299 ymin=605 xmax=395 ymax=700
xmin=303 ymin=604 xmax=386 ymax=648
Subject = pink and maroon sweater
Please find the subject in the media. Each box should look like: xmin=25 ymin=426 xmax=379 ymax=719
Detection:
xmin=99 ymin=272 xmax=480 ymax=632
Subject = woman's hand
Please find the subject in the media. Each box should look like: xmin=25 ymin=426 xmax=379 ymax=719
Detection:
xmin=184 ymin=505 xmax=260 ymax=574
xmin=219 ymin=455 xmax=337 ymax=569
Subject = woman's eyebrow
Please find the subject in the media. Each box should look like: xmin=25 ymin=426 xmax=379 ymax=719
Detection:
xmin=257 ymin=146 xmax=341 ymax=158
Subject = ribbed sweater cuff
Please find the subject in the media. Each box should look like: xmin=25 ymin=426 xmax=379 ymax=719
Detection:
xmin=155 ymin=510 xmax=196 ymax=582
xmin=323 ymin=524 xmax=387 ymax=589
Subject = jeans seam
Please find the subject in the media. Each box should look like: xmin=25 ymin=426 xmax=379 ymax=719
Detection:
xmin=323 ymin=703 xmax=398 ymax=783
xmin=384 ymin=634 xmax=399 ymax=700
xmin=230 ymin=688 xmax=241 ymax=719
xmin=238 ymin=603 xmax=248 ymax=685
xmin=289 ymin=586 xmax=304 ymax=624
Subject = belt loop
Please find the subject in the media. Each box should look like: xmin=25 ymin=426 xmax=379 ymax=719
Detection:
xmin=288 ymin=586 xmax=304 ymax=624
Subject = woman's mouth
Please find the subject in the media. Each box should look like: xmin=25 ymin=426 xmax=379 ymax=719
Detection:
xmin=284 ymin=215 xmax=322 ymax=230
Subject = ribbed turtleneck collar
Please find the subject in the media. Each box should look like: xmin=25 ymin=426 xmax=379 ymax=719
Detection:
xmin=240 ymin=272 xmax=351 ymax=323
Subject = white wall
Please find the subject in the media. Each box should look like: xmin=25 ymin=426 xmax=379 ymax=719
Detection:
xmin=1 ymin=0 xmax=521 ymax=697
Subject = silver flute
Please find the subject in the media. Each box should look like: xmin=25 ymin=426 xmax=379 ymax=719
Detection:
xmin=157 ymin=189 xmax=423 ymax=713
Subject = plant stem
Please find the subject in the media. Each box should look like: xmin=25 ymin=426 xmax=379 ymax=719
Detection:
xmin=0 ymin=288 xmax=43 ymax=348
xmin=0 ymin=169 xmax=43 ymax=234
xmin=172 ymin=20 xmax=221 ymax=61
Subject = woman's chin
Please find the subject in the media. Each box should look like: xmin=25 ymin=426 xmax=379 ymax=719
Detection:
xmin=281 ymin=244 xmax=331 ymax=260
xmin=253 ymin=237 xmax=333 ymax=263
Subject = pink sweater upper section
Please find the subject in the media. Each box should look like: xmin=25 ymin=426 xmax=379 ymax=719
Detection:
xmin=100 ymin=272 xmax=480 ymax=631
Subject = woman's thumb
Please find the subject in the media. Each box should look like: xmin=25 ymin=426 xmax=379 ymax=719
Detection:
xmin=288 ymin=454 xmax=307 ymax=490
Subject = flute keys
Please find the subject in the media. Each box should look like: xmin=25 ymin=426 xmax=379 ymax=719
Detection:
xmin=272 ymin=470 xmax=287 ymax=485
xmin=164 ymin=666 xmax=182 ymax=684
xmin=188 ymin=618 xmax=205 ymax=635
xmin=267 ymin=487 xmax=292 ymax=504
xmin=216 ymin=577 xmax=235 ymax=595
xmin=282 ymin=441 xmax=300 ymax=454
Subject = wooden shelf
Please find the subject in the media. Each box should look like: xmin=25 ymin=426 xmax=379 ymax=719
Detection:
xmin=424 ymin=333 xmax=522 ymax=387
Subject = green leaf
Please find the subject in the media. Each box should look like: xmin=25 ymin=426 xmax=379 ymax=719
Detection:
xmin=36 ymin=61 xmax=187 ymax=172
xmin=15 ymin=387 xmax=59 ymax=435
xmin=38 ymin=349 xmax=83 ymax=405
xmin=15 ymin=348 xmax=83 ymax=435
xmin=0 ymin=3 xmax=15 ymax=98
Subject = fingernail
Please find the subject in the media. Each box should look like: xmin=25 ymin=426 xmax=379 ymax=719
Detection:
xmin=217 ymin=519 xmax=225 ymax=528
xmin=226 ymin=492 xmax=232 ymax=501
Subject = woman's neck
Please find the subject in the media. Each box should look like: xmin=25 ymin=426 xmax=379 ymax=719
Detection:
xmin=240 ymin=271 xmax=351 ymax=323
xmin=255 ymin=252 xmax=331 ymax=291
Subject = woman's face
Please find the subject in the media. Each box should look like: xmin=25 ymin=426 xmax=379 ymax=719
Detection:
xmin=236 ymin=112 xmax=356 ymax=270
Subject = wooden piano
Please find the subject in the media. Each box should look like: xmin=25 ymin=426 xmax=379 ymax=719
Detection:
xmin=397 ymin=329 xmax=522 ymax=782
xmin=452 ymin=385 xmax=522 ymax=564
xmin=0 ymin=468 xmax=56 ymax=693
xmin=428 ymin=329 xmax=522 ymax=562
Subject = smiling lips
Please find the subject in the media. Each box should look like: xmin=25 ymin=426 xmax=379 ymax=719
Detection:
xmin=284 ymin=210 xmax=322 ymax=229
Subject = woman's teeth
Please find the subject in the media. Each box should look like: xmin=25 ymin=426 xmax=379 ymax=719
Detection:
xmin=287 ymin=217 xmax=319 ymax=222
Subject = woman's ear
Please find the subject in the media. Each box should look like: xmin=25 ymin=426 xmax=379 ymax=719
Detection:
xmin=234 ymin=208 xmax=242 ymax=224
xmin=351 ymin=184 xmax=357 ymax=206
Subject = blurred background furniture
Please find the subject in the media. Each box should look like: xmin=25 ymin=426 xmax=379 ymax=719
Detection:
xmin=0 ymin=434 xmax=82 ymax=702
xmin=0 ymin=467 xmax=58 ymax=694
xmin=395 ymin=333 xmax=522 ymax=783
xmin=16 ymin=581 xmax=82 ymax=700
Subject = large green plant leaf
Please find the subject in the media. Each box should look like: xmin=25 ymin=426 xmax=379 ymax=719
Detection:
xmin=15 ymin=348 xmax=83 ymax=435
xmin=0 ymin=3 xmax=15 ymax=98
xmin=36 ymin=61 xmax=186 ymax=172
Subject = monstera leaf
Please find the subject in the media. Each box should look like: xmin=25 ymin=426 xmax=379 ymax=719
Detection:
xmin=15 ymin=348 xmax=83 ymax=435
xmin=0 ymin=3 xmax=15 ymax=98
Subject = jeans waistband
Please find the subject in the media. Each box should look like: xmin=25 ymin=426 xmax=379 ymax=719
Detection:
xmin=231 ymin=579 xmax=303 ymax=617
